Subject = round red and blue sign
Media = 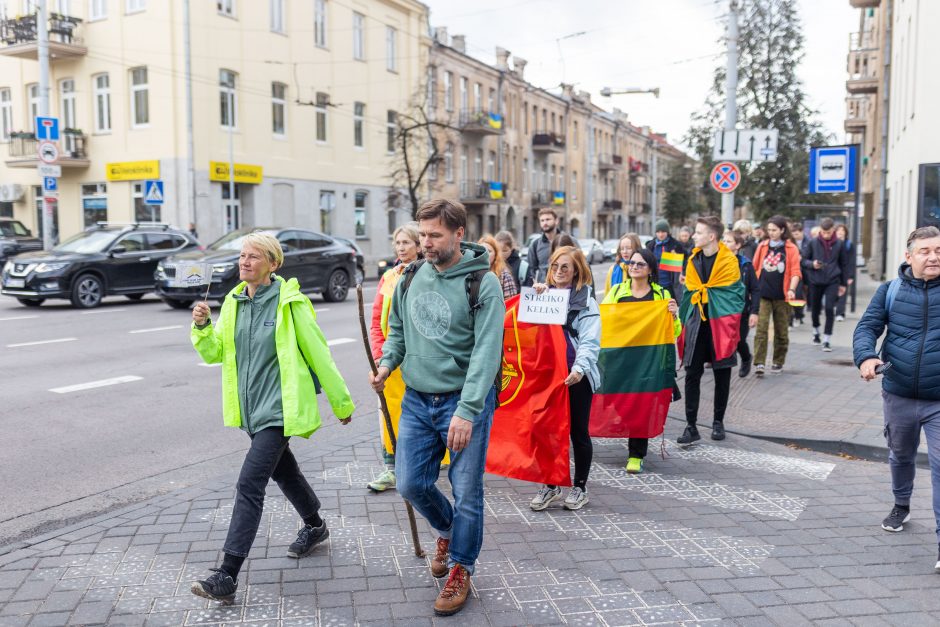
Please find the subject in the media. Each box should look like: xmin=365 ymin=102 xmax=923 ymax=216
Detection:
xmin=710 ymin=161 xmax=741 ymax=194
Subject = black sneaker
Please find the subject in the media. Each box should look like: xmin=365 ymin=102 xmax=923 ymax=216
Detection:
xmin=288 ymin=521 xmax=329 ymax=558
xmin=822 ymin=342 xmax=832 ymax=352
xmin=711 ymin=421 xmax=726 ymax=441
xmin=677 ymin=425 xmax=700 ymax=447
xmin=812 ymin=333 xmax=821 ymax=346
xmin=191 ymin=568 xmax=237 ymax=605
xmin=881 ymin=506 xmax=911 ymax=532
xmin=739 ymin=356 xmax=751 ymax=378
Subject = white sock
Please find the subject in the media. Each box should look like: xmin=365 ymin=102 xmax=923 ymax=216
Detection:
xmin=823 ymin=334 xmax=831 ymax=343
xmin=814 ymin=327 xmax=820 ymax=335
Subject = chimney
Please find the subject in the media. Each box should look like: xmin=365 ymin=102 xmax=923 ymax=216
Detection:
xmin=561 ymin=83 xmax=575 ymax=99
xmin=433 ymin=26 xmax=448 ymax=45
xmin=513 ymin=56 xmax=527 ymax=78
xmin=495 ymin=47 xmax=510 ymax=70
xmin=577 ymin=90 xmax=591 ymax=103
xmin=451 ymin=34 xmax=466 ymax=53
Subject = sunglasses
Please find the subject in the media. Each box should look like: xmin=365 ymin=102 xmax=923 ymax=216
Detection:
xmin=627 ymin=261 xmax=649 ymax=269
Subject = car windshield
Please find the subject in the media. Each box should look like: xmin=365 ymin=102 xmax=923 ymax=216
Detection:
xmin=54 ymin=230 xmax=119 ymax=253
xmin=208 ymin=230 xmax=278 ymax=251
xmin=0 ymin=221 xmax=30 ymax=237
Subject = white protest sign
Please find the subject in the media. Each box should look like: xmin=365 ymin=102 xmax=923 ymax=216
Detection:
xmin=518 ymin=287 xmax=570 ymax=325
xmin=166 ymin=262 xmax=213 ymax=288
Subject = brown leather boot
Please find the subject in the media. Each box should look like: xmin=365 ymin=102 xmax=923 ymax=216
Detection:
xmin=433 ymin=564 xmax=471 ymax=616
xmin=430 ymin=537 xmax=449 ymax=578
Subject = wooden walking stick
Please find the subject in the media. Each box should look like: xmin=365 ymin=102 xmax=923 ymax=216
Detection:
xmin=357 ymin=284 xmax=425 ymax=558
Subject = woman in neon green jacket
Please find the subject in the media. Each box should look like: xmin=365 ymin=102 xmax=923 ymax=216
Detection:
xmin=189 ymin=231 xmax=354 ymax=605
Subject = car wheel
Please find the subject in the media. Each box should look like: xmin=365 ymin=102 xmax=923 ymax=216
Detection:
xmin=71 ymin=274 xmax=104 ymax=309
xmin=163 ymin=298 xmax=194 ymax=310
xmin=323 ymin=269 xmax=349 ymax=302
xmin=16 ymin=297 xmax=44 ymax=307
xmin=126 ymin=293 xmax=146 ymax=301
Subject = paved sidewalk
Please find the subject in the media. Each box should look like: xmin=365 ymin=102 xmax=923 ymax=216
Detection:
xmin=1 ymin=415 xmax=940 ymax=626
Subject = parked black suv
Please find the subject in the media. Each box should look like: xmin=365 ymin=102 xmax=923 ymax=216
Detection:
xmin=0 ymin=218 xmax=42 ymax=265
xmin=155 ymin=227 xmax=358 ymax=309
xmin=1 ymin=223 xmax=201 ymax=308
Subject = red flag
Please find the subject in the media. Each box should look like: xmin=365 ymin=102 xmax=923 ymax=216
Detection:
xmin=485 ymin=295 xmax=572 ymax=486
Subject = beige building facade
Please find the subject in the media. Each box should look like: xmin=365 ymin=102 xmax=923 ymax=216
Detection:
xmin=0 ymin=0 xmax=429 ymax=263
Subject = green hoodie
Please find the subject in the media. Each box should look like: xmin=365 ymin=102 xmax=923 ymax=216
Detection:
xmin=379 ymin=242 xmax=504 ymax=422
xmin=191 ymin=275 xmax=355 ymax=437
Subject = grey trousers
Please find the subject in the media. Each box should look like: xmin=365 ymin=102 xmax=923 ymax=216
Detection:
xmin=882 ymin=390 xmax=940 ymax=543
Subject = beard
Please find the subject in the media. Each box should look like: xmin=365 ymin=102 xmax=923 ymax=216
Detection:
xmin=428 ymin=243 xmax=457 ymax=266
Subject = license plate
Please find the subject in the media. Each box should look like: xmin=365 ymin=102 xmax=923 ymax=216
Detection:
xmin=5 ymin=278 xmax=25 ymax=288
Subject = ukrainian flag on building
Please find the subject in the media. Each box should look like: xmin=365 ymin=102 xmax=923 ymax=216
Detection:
xmin=552 ymin=191 xmax=565 ymax=205
xmin=487 ymin=113 xmax=503 ymax=129
xmin=488 ymin=181 xmax=504 ymax=199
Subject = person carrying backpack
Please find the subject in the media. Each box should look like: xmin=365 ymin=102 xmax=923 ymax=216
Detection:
xmin=854 ymin=226 xmax=940 ymax=574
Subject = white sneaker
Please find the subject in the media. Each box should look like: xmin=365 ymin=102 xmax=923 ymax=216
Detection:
xmin=836 ymin=315 xmax=845 ymax=322
xmin=563 ymin=487 xmax=588 ymax=510
xmin=530 ymin=486 xmax=561 ymax=511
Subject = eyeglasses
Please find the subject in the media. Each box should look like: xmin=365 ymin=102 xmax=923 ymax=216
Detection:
xmin=550 ymin=263 xmax=573 ymax=272
xmin=627 ymin=261 xmax=649 ymax=269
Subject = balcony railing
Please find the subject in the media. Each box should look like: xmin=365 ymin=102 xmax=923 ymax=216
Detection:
xmin=0 ymin=13 xmax=86 ymax=60
xmin=598 ymin=154 xmax=623 ymax=171
xmin=532 ymin=131 xmax=565 ymax=153
xmin=6 ymin=130 xmax=89 ymax=168
xmin=849 ymin=0 xmax=880 ymax=8
xmin=601 ymin=199 xmax=624 ymax=212
xmin=531 ymin=190 xmax=566 ymax=207
xmin=458 ymin=109 xmax=503 ymax=135
xmin=459 ymin=179 xmax=506 ymax=203
xmin=849 ymin=30 xmax=877 ymax=51
xmin=845 ymin=96 xmax=870 ymax=132
xmin=847 ymin=49 xmax=879 ymax=94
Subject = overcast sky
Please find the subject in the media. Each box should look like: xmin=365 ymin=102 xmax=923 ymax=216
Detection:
xmin=426 ymin=0 xmax=858 ymax=153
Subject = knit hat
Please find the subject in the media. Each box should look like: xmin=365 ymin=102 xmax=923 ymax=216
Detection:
xmin=654 ymin=219 xmax=670 ymax=233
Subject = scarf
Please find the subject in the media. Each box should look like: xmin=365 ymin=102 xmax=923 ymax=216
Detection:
xmin=682 ymin=242 xmax=742 ymax=321
xmin=819 ymin=234 xmax=837 ymax=261
xmin=609 ymin=260 xmax=627 ymax=286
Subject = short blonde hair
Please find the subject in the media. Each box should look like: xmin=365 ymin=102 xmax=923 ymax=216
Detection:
xmin=732 ymin=219 xmax=753 ymax=236
xmin=547 ymin=245 xmax=592 ymax=292
xmin=393 ymin=223 xmax=420 ymax=246
xmin=242 ymin=231 xmax=283 ymax=269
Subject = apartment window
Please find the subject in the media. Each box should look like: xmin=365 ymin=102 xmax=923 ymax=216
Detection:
xmin=426 ymin=66 xmax=437 ymax=109
xmin=386 ymin=110 xmax=396 ymax=153
xmin=125 ymin=0 xmax=145 ymax=13
xmin=319 ymin=190 xmax=335 ymax=234
xmin=487 ymin=88 xmax=495 ymax=113
xmin=314 ymin=92 xmax=328 ymax=142
xmin=572 ymin=171 xmax=578 ymax=200
xmin=522 ymin=159 xmax=528 ymax=191
xmin=573 ymin=121 xmax=578 ymax=149
xmin=444 ymin=144 xmax=454 ymax=183
xmin=443 ymin=71 xmax=453 ymax=112
xmin=129 ymin=67 xmax=149 ymax=127
xmin=487 ymin=151 xmax=495 ymax=182
xmin=59 ymin=79 xmax=76 ymax=130
xmin=314 ymin=0 xmax=327 ymax=47
xmin=81 ymin=183 xmax=108 ymax=227
xmin=427 ymin=138 xmax=438 ymax=182
xmin=474 ymin=149 xmax=482 ymax=181
xmin=0 ymin=89 xmax=11 ymax=141
xmin=386 ymin=26 xmax=397 ymax=72
xmin=27 ymin=84 xmax=39 ymax=132
xmin=271 ymin=82 xmax=286 ymax=137
xmin=354 ymin=191 xmax=368 ymax=238
xmin=89 ymin=0 xmax=106 ymax=20
xmin=473 ymin=83 xmax=481 ymax=110
xmin=270 ymin=0 xmax=284 ymax=33
xmin=353 ymin=101 xmax=364 ymax=148
xmin=93 ymin=74 xmax=111 ymax=132
xmin=352 ymin=12 xmax=364 ymax=60
xmin=460 ymin=145 xmax=468 ymax=181
xmin=217 ymin=0 xmax=235 ymax=17
xmin=132 ymin=182 xmax=160 ymax=222
xmin=459 ymin=77 xmax=468 ymax=112
xmin=219 ymin=69 xmax=236 ymax=128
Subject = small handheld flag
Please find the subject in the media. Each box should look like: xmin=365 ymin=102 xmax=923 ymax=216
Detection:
xmin=659 ymin=251 xmax=684 ymax=273
xmin=787 ymin=299 xmax=806 ymax=307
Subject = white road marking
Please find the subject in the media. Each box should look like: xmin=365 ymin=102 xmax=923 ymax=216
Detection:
xmin=128 ymin=325 xmax=184 ymax=334
xmin=79 ymin=308 xmax=127 ymax=315
xmin=197 ymin=362 xmax=222 ymax=368
xmin=0 ymin=315 xmax=39 ymax=321
xmin=50 ymin=375 xmax=143 ymax=394
xmin=315 ymin=308 xmax=330 ymax=313
xmin=326 ymin=337 xmax=355 ymax=347
xmin=7 ymin=337 xmax=77 ymax=348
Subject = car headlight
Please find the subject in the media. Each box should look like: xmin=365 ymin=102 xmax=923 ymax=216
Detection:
xmin=2 ymin=261 xmax=12 ymax=274
xmin=378 ymin=260 xmax=388 ymax=269
xmin=212 ymin=262 xmax=235 ymax=275
xmin=35 ymin=262 xmax=70 ymax=274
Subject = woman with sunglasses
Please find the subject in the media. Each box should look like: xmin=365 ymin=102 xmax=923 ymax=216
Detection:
xmin=601 ymin=248 xmax=681 ymax=473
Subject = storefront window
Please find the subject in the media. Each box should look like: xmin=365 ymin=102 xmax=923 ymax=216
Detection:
xmin=81 ymin=183 xmax=107 ymax=228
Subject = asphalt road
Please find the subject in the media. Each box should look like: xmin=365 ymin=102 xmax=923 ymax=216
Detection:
xmin=0 ymin=262 xmax=614 ymax=550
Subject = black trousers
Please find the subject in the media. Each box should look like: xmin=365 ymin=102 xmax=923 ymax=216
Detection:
xmin=568 ymin=377 xmax=594 ymax=490
xmin=684 ymin=324 xmax=732 ymax=426
xmin=223 ymin=427 xmax=321 ymax=557
xmin=809 ymin=282 xmax=840 ymax=335
xmin=628 ymin=438 xmax=649 ymax=459
xmin=736 ymin=312 xmax=751 ymax=362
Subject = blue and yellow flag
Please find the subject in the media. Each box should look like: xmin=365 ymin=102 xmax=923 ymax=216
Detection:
xmin=487 ymin=113 xmax=503 ymax=129
xmin=552 ymin=191 xmax=565 ymax=205
xmin=489 ymin=181 xmax=504 ymax=199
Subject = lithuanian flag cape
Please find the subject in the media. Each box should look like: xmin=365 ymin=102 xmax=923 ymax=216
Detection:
xmin=485 ymin=295 xmax=572 ymax=486
xmin=678 ymin=242 xmax=745 ymax=362
xmin=589 ymin=300 xmax=677 ymax=438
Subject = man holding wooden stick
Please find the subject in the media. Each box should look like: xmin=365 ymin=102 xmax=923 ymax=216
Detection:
xmin=369 ymin=199 xmax=504 ymax=617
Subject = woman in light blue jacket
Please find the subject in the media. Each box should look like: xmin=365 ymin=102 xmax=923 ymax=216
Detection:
xmin=529 ymin=245 xmax=601 ymax=512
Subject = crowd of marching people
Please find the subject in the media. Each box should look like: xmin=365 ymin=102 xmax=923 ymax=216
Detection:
xmin=185 ymin=199 xmax=869 ymax=616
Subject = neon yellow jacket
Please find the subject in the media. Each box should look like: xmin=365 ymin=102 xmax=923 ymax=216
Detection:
xmin=191 ymin=275 xmax=355 ymax=438
xmin=602 ymin=279 xmax=683 ymax=338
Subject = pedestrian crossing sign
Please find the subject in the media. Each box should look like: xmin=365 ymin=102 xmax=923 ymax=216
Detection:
xmin=144 ymin=180 xmax=164 ymax=205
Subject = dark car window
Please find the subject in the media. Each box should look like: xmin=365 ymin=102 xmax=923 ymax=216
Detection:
xmin=0 ymin=220 xmax=30 ymax=236
xmin=277 ymin=230 xmax=301 ymax=252
xmin=114 ymin=233 xmax=147 ymax=253
xmin=297 ymin=232 xmax=332 ymax=250
xmin=147 ymin=233 xmax=186 ymax=250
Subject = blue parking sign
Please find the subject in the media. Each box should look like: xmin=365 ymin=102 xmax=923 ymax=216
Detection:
xmin=43 ymin=177 xmax=57 ymax=192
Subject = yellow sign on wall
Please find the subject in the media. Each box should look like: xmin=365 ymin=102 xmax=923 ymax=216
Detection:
xmin=209 ymin=161 xmax=263 ymax=185
xmin=106 ymin=160 xmax=160 ymax=181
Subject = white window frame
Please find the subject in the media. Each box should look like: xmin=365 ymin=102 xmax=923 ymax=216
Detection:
xmin=271 ymin=82 xmax=286 ymax=138
xmin=386 ymin=110 xmax=396 ymax=154
xmin=352 ymin=12 xmax=364 ymax=60
xmin=385 ymin=26 xmax=397 ymax=72
xmin=217 ymin=0 xmax=235 ymax=17
xmin=460 ymin=147 xmax=468 ymax=182
xmin=473 ymin=83 xmax=482 ymax=110
xmin=427 ymin=137 xmax=438 ymax=182
xmin=314 ymin=0 xmax=327 ymax=48
xmin=0 ymin=89 xmax=12 ymax=142
xmin=459 ymin=76 xmax=468 ymax=112
xmin=125 ymin=0 xmax=145 ymax=14
xmin=314 ymin=92 xmax=328 ymax=143
xmin=56 ymin=0 xmax=70 ymax=14
xmin=219 ymin=69 xmax=237 ymax=129
xmin=444 ymin=144 xmax=454 ymax=183
xmin=129 ymin=66 xmax=149 ymax=128
xmin=353 ymin=101 xmax=364 ymax=148
xmin=270 ymin=0 xmax=284 ymax=33
xmin=93 ymin=73 xmax=111 ymax=133
xmin=354 ymin=191 xmax=368 ymax=238
xmin=89 ymin=0 xmax=107 ymax=20
xmin=59 ymin=78 xmax=75 ymax=130
xmin=27 ymin=83 xmax=39 ymax=133
xmin=443 ymin=71 xmax=453 ymax=112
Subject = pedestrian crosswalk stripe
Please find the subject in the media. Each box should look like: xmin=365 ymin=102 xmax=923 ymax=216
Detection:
xmin=7 ymin=337 xmax=76 ymax=347
xmin=50 ymin=375 xmax=143 ymax=394
xmin=327 ymin=337 xmax=355 ymax=347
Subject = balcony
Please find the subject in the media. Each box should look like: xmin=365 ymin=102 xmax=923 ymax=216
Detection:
xmin=847 ymin=48 xmax=879 ymax=94
xmin=598 ymin=154 xmax=623 ymax=172
xmin=0 ymin=13 xmax=86 ymax=60
xmin=531 ymin=190 xmax=565 ymax=207
xmin=6 ymin=130 xmax=89 ymax=168
xmin=600 ymin=199 xmax=623 ymax=213
xmin=458 ymin=109 xmax=503 ymax=135
xmin=845 ymin=96 xmax=870 ymax=133
xmin=850 ymin=30 xmax=877 ymax=51
xmin=532 ymin=131 xmax=565 ymax=153
xmin=849 ymin=0 xmax=880 ymax=8
xmin=459 ymin=179 xmax=506 ymax=203
xmin=628 ymin=157 xmax=649 ymax=178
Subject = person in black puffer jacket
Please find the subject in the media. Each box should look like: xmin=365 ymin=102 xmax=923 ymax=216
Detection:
xmin=853 ymin=225 xmax=940 ymax=573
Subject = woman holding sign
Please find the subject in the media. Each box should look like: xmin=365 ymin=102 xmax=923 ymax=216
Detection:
xmin=529 ymin=246 xmax=601 ymax=511
xmin=189 ymin=232 xmax=354 ymax=605
xmin=601 ymin=248 xmax=681 ymax=473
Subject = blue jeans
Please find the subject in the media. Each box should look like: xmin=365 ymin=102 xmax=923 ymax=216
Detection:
xmin=883 ymin=391 xmax=940 ymax=542
xmin=396 ymin=386 xmax=496 ymax=575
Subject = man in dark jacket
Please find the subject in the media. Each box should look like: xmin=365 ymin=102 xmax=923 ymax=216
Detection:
xmin=801 ymin=217 xmax=850 ymax=351
xmin=523 ymin=208 xmax=571 ymax=286
xmin=723 ymin=231 xmax=760 ymax=378
xmin=853 ymin=225 xmax=940 ymax=573
xmin=647 ymin=219 xmax=686 ymax=297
